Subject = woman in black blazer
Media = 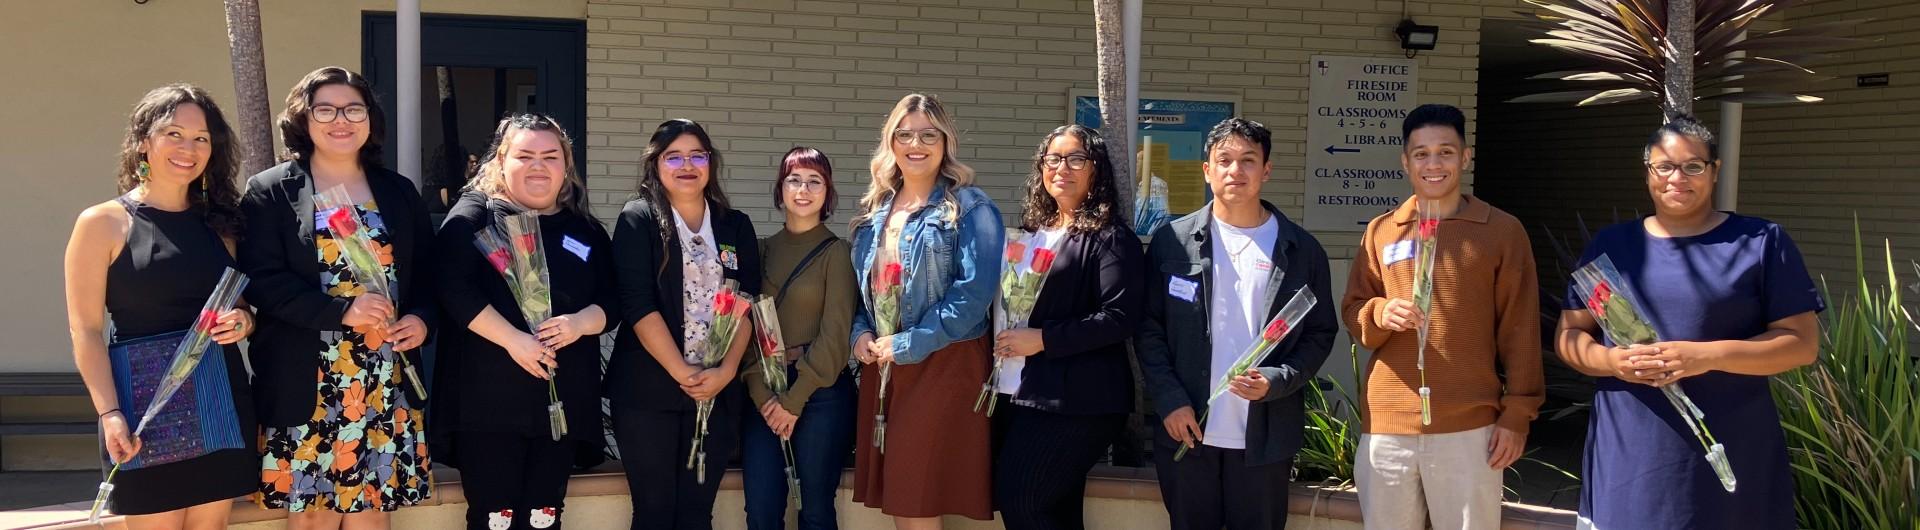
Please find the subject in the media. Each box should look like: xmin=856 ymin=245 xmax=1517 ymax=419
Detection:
xmin=990 ymin=125 xmax=1144 ymax=530
xmin=608 ymin=119 xmax=761 ymax=529
xmin=238 ymin=67 xmax=437 ymax=527
xmin=434 ymin=114 xmax=613 ymax=530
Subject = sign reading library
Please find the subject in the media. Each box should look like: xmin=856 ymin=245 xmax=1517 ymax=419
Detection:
xmin=1305 ymin=55 xmax=1419 ymax=231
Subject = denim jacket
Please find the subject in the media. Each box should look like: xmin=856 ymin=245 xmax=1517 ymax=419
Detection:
xmin=849 ymin=180 xmax=1004 ymax=364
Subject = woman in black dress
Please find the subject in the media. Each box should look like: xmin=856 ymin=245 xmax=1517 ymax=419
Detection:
xmin=63 ymin=84 xmax=256 ymax=527
xmin=990 ymin=125 xmax=1143 ymax=530
xmin=608 ymin=119 xmax=761 ymax=529
xmin=434 ymin=114 xmax=614 ymax=530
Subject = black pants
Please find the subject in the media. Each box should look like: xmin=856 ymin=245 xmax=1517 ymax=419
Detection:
xmin=456 ymin=431 xmax=577 ymax=530
xmin=612 ymin=398 xmax=741 ymax=530
xmin=1153 ymin=442 xmax=1292 ymax=530
xmin=991 ymin=398 xmax=1127 ymax=530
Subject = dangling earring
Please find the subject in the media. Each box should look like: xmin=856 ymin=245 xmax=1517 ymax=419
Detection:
xmin=136 ymin=160 xmax=150 ymax=181
xmin=201 ymin=176 xmax=209 ymax=192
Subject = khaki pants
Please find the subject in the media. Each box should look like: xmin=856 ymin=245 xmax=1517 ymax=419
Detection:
xmin=1355 ymin=424 xmax=1504 ymax=530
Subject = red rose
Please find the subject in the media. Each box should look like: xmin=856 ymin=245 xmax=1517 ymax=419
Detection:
xmin=486 ymin=248 xmax=512 ymax=274
xmin=1031 ymin=248 xmax=1057 ymax=274
xmin=1590 ymin=282 xmax=1612 ymax=309
xmin=1004 ymin=242 xmax=1027 ymax=265
xmin=882 ymin=263 xmax=903 ymax=287
xmin=517 ymin=233 xmax=539 ymax=254
xmin=1418 ymin=219 xmax=1439 ymax=239
xmin=1261 ymin=318 xmax=1290 ymax=342
xmin=327 ymin=208 xmax=360 ymax=237
xmin=714 ymin=289 xmax=735 ymax=315
xmin=195 ymin=309 xmax=222 ymax=334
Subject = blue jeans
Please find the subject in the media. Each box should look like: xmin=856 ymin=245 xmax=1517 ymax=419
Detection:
xmin=741 ymin=368 xmax=857 ymax=530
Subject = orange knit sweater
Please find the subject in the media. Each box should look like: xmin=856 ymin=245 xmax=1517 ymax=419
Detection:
xmin=1342 ymin=196 xmax=1544 ymax=435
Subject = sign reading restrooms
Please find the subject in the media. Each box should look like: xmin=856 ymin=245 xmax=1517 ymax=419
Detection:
xmin=1305 ymin=55 xmax=1419 ymax=231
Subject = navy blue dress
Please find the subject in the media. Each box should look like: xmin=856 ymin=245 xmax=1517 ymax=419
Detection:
xmin=1566 ymin=214 xmax=1822 ymax=529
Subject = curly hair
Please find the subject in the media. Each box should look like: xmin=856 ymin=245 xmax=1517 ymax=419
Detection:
xmin=1019 ymin=124 xmax=1125 ymax=234
xmin=277 ymin=66 xmax=385 ymax=169
xmin=116 ymin=84 xmax=244 ymax=239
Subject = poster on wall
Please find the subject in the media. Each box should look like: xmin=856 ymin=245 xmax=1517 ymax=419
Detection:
xmin=1071 ymin=90 xmax=1240 ymax=233
xmin=1304 ymin=54 xmax=1419 ymax=231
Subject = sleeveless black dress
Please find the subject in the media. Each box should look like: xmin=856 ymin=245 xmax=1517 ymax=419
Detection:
xmin=102 ymin=195 xmax=257 ymax=514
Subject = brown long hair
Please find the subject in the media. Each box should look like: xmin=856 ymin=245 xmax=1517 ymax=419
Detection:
xmin=277 ymin=66 xmax=386 ymax=169
xmin=637 ymin=119 xmax=731 ymax=248
xmin=1019 ymin=125 xmax=1124 ymax=234
xmin=116 ymin=84 xmax=244 ymax=239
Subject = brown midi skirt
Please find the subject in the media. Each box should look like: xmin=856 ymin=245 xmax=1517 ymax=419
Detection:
xmin=852 ymin=335 xmax=994 ymax=520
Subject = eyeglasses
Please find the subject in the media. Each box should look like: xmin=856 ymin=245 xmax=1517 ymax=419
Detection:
xmin=1647 ymin=160 xmax=1711 ymax=177
xmin=1042 ymin=154 xmax=1093 ymax=171
xmin=311 ymin=104 xmax=370 ymax=124
xmin=782 ymin=177 xmax=825 ymax=192
xmin=663 ymin=153 xmax=710 ymax=170
xmin=892 ymin=128 xmax=944 ymax=146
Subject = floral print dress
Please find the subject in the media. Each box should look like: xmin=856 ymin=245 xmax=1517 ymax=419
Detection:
xmin=258 ymin=200 xmax=432 ymax=512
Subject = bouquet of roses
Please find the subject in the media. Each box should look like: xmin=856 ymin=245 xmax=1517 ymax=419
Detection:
xmin=316 ymin=186 xmax=428 ymax=400
xmin=689 ymin=281 xmax=748 ymax=484
xmin=1572 ymin=254 xmax=1735 ymax=492
xmin=472 ymin=210 xmax=566 ymax=441
xmin=1174 ymin=286 xmax=1317 ymax=462
xmin=974 ymin=231 xmax=1058 ymax=416
xmin=749 ymin=294 xmax=802 ymax=508
xmin=1411 ymin=201 xmax=1441 ymax=426
xmin=89 ymin=268 xmax=248 ymax=523
xmin=866 ymin=261 xmax=904 ymax=453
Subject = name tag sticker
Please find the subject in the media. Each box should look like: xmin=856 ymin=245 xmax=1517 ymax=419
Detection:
xmin=562 ymin=235 xmax=591 ymax=262
xmin=1381 ymin=239 xmax=1415 ymax=266
xmin=1168 ymin=276 xmax=1199 ymax=303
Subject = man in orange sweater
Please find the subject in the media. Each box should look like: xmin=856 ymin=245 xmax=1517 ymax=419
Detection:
xmin=1341 ymin=104 xmax=1544 ymax=529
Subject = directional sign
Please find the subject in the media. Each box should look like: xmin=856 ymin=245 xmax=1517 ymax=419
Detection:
xmin=1304 ymin=55 xmax=1420 ymax=231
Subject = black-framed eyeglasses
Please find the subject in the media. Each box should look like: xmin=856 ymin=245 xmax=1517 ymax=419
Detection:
xmin=892 ymin=128 xmax=944 ymax=146
xmin=1042 ymin=154 xmax=1093 ymax=171
xmin=1647 ymin=160 xmax=1712 ymax=177
xmin=782 ymin=176 xmax=825 ymax=192
xmin=311 ymin=104 xmax=370 ymax=124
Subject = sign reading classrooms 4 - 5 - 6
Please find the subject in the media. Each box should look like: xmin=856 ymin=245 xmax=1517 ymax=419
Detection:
xmin=1305 ymin=55 xmax=1419 ymax=232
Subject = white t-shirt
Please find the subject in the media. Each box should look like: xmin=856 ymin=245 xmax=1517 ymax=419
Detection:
xmin=1203 ymin=213 xmax=1279 ymax=450
xmin=996 ymin=227 xmax=1068 ymax=396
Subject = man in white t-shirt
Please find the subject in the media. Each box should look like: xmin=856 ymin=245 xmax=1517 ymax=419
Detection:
xmin=1138 ymin=118 xmax=1340 ymax=530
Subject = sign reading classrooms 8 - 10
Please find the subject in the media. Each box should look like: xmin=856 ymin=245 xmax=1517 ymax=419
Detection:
xmin=1305 ymin=55 xmax=1418 ymax=231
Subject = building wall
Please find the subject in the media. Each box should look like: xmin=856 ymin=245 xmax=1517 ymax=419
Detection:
xmin=0 ymin=0 xmax=586 ymax=372
xmin=580 ymin=0 xmax=1506 ymax=260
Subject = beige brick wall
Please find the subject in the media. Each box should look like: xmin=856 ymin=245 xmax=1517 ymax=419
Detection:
xmin=584 ymin=0 xmax=1500 ymax=261
xmin=1742 ymin=0 xmax=1920 ymax=283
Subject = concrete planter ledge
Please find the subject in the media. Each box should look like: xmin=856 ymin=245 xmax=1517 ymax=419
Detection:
xmin=14 ymin=466 xmax=1575 ymax=529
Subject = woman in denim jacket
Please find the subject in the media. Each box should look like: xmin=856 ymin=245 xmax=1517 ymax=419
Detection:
xmin=847 ymin=93 xmax=1004 ymax=528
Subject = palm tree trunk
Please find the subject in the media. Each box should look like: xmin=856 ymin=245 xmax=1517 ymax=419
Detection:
xmin=1093 ymin=0 xmax=1134 ymax=222
xmin=1663 ymin=0 xmax=1695 ymax=120
xmin=224 ymin=0 xmax=273 ymax=175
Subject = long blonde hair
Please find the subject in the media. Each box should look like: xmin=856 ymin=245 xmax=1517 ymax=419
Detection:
xmin=466 ymin=113 xmax=592 ymax=220
xmin=855 ymin=93 xmax=974 ymax=226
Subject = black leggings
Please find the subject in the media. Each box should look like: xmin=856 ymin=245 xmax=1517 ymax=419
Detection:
xmin=455 ymin=431 xmax=577 ymax=530
xmin=992 ymin=401 xmax=1127 ymax=530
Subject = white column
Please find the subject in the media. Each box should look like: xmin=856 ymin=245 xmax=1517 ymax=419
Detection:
xmin=1716 ymin=102 xmax=1741 ymax=212
xmin=397 ymin=0 xmax=422 ymax=188
xmin=1124 ymin=0 xmax=1141 ymax=134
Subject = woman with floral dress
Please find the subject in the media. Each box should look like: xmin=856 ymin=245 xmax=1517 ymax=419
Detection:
xmin=239 ymin=66 xmax=436 ymax=529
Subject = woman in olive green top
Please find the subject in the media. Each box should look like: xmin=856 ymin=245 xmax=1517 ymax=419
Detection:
xmin=740 ymin=146 xmax=858 ymax=529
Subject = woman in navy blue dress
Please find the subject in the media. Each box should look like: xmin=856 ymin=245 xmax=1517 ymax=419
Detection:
xmin=1554 ymin=115 xmax=1823 ymax=529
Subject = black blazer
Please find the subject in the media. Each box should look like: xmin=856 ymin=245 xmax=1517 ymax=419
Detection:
xmin=1006 ymin=222 xmax=1143 ymax=416
xmin=433 ymin=193 xmax=614 ymax=443
xmin=607 ymin=197 xmax=762 ymax=411
xmin=1135 ymin=201 xmax=1338 ymax=466
xmin=238 ymin=160 xmax=438 ymax=428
